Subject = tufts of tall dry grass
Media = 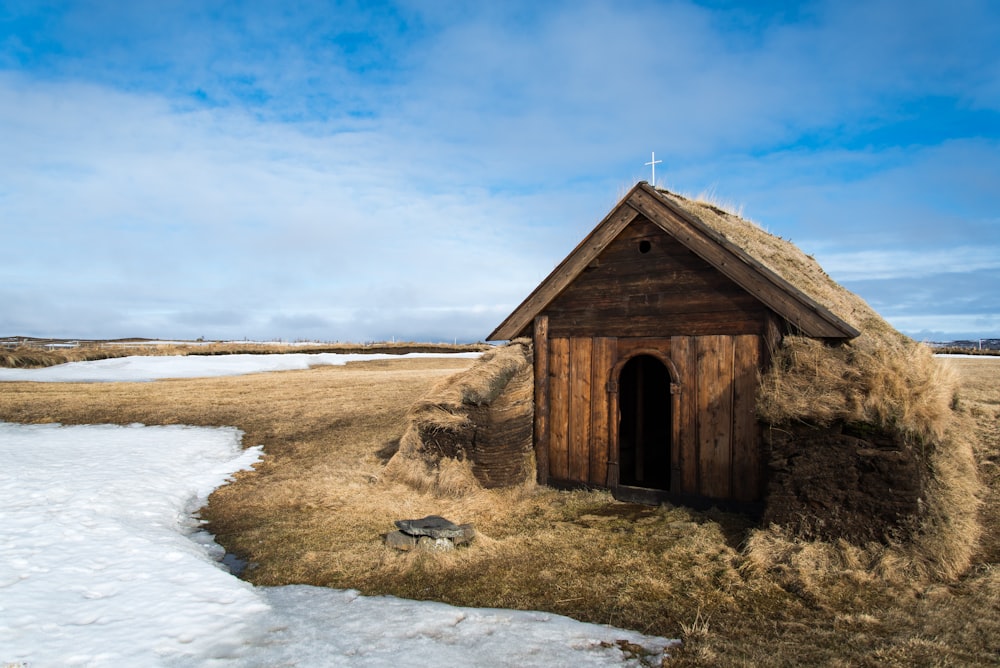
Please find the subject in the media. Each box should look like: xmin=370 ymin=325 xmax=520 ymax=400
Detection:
xmin=384 ymin=340 xmax=534 ymax=496
xmin=758 ymin=334 xmax=958 ymax=442
xmin=653 ymin=189 xmax=983 ymax=586
xmin=408 ymin=338 xmax=530 ymax=409
xmin=0 ymin=345 xmax=130 ymax=369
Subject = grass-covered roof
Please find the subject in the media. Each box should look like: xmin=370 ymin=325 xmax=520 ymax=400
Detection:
xmin=655 ymin=185 xmax=980 ymax=580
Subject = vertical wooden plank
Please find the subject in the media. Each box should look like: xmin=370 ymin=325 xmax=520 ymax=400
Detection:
xmin=731 ymin=334 xmax=761 ymax=502
xmin=532 ymin=316 xmax=550 ymax=486
xmin=569 ymin=338 xmax=593 ymax=483
xmin=672 ymin=336 xmax=699 ymax=495
xmin=761 ymin=311 xmax=783 ymax=370
xmin=590 ymin=337 xmax=615 ymax=486
xmin=668 ymin=337 xmax=682 ymax=491
xmin=548 ymin=337 xmax=571 ymax=481
xmin=670 ymin=378 xmax=682 ymax=492
xmin=697 ymin=335 xmax=734 ymax=499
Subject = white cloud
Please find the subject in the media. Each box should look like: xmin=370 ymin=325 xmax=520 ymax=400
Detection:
xmin=0 ymin=68 xmax=610 ymax=340
xmin=814 ymin=247 xmax=1000 ymax=281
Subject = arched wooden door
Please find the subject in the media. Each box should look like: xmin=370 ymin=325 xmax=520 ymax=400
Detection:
xmin=610 ymin=352 xmax=680 ymax=504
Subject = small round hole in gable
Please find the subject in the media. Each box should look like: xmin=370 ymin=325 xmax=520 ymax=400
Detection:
xmin=638 ymin=240 xmax=652 ymax=254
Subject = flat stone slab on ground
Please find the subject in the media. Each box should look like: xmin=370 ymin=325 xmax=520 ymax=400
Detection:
xmin=388 ymin=515 xmax=476 ymax=550
xmin=394 ymin=515 xmax=466 ymax=539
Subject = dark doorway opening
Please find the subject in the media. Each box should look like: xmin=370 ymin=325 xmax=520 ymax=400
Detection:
xmin=618 ymin=355 xmax=672 ymax=490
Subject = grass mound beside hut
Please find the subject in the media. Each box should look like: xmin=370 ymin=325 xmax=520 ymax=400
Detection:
xmin=661 ymin=190 xmax=982 ymax=584
xmin=384 ymin=340 xmax=535 ymax=496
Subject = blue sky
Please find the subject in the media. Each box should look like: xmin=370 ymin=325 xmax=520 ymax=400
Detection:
xmin=1 ymin=1 xmax=998 ymax=343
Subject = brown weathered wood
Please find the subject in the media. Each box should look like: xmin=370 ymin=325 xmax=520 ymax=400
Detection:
xmin=489 ymin=206 xmax=640 ymax=340
xmin=549 ymin=276 xmax=763 ymax=310
xmin=731 ymin=334 xmax=761 ymax=502
xmin=612 ymin=339 xmax=673 ymax=366
xmin=546 ymin=298 xmax=766 ymax=323
xmin=670 ymin=367 xmax=682 ymax=492
xmin=534 ymin=218 xmax=772 ymax=340
xmin=590 ymin=337 xmax=615 ymax=486
xmin=548 ymin=337 xmax=570 ymax=481
xmin=697 ymin=335 xmax=734 ymax=499
xmin=761 ymin=310 xmax=784 ymax=370
xmin=569 ymin=337 xmax=593 ymax=483
xmin=581 ymin=219 xmax=707 ymax=264
xmin=546 ymin=225 xmax=766 ymax=310
xmin=626 ymin=185 xmax=859 ymax=339
xmin=547 ymin=310 xmax=766 ymax=339
xmin=672 ymin=336 xmax=699 ymax=495
xmin=566 ymin=265 xmax=764 ymax=294
xmin=532 ymin=316 xmax=550 ymax=485
xmin=607 ymin=373 xmax=621 ymax=490
xmin=638 ymin=206 xmax=805 ymax=322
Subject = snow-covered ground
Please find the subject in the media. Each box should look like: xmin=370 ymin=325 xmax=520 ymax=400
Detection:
xmin=0 ymin=353 xmax=676 ymax=666
xmin=0 ymin=351 xmax=482 ymax=383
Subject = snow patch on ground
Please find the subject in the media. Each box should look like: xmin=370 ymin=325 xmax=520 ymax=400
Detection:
xmin=0 ymin=352 xmax=482 ymax=383
xmin=0 ymin=421 xmax=677 ymax=666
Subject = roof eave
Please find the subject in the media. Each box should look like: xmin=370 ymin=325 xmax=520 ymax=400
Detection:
xmin=489 ymin=182 xmax=860 ymax=342
xmin=631 ymin=184 xmax=859 ymax=340
xmin=488 ymin=185 xmax=645 ymax=341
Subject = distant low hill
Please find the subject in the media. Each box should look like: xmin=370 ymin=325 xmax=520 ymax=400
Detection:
xmin=929 ymin=338 xmax=1000 ymax=354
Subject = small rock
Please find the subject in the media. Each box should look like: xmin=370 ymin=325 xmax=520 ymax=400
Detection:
xmin=452 ymin=524 xmax=476 ymax=546
xmin=385 ymin=530 xmax=418 ymax=551
xmin=417 ymin=536 xmax=455 ymax=551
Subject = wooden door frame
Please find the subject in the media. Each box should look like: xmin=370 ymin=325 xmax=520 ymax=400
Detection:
xmin=532 ymin=316 xmax=550 ymax=485
xmin=606 ymin=349 xmax=682 ymax=495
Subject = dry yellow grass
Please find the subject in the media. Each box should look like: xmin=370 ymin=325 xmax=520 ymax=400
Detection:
xmin=385 ymin=339 xmax=534 ymax=495
xmin=0 ymin=340 xmax=489 ymax=369
xmin=0 ymin=344 xmax=130 ymax=368
xmin=941 ymin=356 xmax=1000 ymax=563
xmin=1 ymin=354 xmax=997 ymax=665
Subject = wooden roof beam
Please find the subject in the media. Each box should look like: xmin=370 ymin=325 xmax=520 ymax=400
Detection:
xmin=488 ymin=204 xmax=640 ymax=341
xmin=626 ymin=185 xmax=859 ymax=339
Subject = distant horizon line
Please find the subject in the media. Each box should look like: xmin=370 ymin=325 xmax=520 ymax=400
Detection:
xmin=3 ymin=334 xmax=999 ymax=346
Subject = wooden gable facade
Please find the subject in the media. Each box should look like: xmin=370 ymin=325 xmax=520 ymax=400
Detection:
xmin=489 ymin=183 xmax=858 ymax=507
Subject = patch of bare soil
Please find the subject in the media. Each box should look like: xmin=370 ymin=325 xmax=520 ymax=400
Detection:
xmin=763 ymin=422 xmax=927 ymax=544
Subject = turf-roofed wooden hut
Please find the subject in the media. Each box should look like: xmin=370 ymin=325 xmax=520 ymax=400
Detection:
xmin=393 ymin=180 xmax=977 ymax=578
xmin=489 ymin=182 xmax=860 ymax=507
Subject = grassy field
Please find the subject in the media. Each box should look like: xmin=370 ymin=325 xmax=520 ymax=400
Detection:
xmin=0 ymin=355 xmax=996 ymax=666
xmin=0 ymin=340 xmax=488 ymax=368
